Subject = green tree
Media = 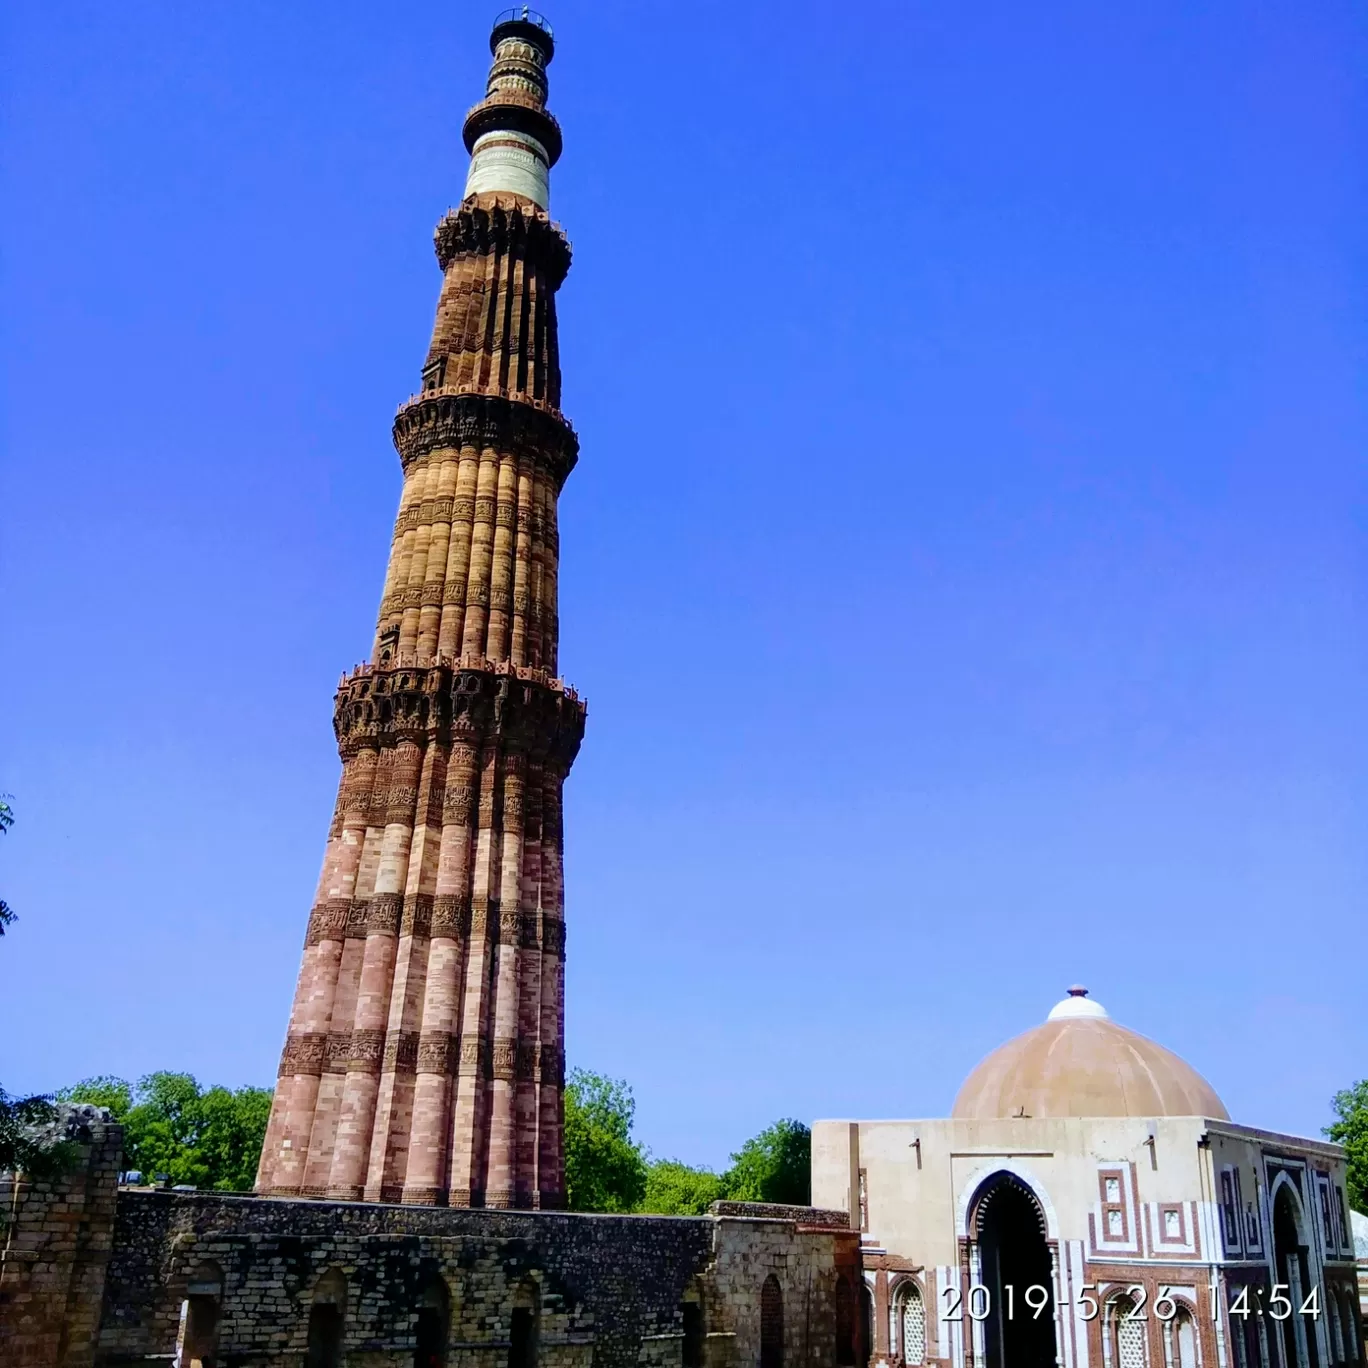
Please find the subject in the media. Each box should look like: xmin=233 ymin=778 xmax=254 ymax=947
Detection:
xmin=0 ymin=1088 xmax=76 ymax=1178
xmin=639 ymin=1159 xmax=727 ymax=1215
xmin=723 ymin=1119 xmax=811 ymax=1206
xmin=0 ymin=795 xmax=15 ymax=935
xmin=58 ymin=1073 xmax=272 ymax=1191
xmin=56 ymin=1075 xmax=133 ymax=1119
xmin=1326 ymin=1079 xmax=1368 ymax=1214
xmin=563 ymin=1068 xmax=647 ymax=1212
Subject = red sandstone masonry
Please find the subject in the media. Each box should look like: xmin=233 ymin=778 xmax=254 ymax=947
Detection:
xmin=256 ymin=10 xmax=585 ymax=1215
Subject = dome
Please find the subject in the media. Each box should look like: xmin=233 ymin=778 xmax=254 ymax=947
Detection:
xmin=952 ymin=988 xmax=1228 ymax=1121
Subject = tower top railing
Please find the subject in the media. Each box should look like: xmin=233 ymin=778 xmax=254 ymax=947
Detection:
xmin=493 ymin=7 xmax=552 ymax=37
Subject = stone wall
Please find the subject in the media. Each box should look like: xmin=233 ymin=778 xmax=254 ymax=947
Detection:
xmin=0 ymin=1105 xmax=123 ymax=1368
xmin=97 ymin=1191 xmax=858 ymax=1368
xmin=1 ymin=1108 xmax=859 ymax=1368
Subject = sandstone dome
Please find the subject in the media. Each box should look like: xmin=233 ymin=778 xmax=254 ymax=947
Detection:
xmin=951 ymin=988 xmax=1228 ymax=1121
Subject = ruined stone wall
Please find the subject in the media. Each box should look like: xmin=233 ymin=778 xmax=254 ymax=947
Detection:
xmin=0 ymin=1105 xmax=122 ymax=1368
xmin=96 ymin=1191 xmax=855 ymax=1368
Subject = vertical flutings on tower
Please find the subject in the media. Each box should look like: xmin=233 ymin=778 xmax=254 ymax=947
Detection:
xmin=256 ymin=9 xmax=584 ymax=1209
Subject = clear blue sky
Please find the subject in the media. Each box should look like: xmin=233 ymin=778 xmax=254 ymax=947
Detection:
xmin=2 ymin=0 xmax=1364 ymax=1171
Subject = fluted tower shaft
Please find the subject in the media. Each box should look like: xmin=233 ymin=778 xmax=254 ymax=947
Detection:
xmin=256 ymin=10 xmax=583 ymax=1209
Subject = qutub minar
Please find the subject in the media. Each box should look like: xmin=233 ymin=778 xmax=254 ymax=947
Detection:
xmin=256 ymin=8 xmax=585 ymax=1210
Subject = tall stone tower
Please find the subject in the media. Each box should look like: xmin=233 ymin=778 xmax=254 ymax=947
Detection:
xmin=256 ymin=9 xmax=584 ymax=1210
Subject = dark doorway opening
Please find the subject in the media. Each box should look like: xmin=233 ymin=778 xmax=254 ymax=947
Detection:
xmin=836 ymin=1273 xmax=856 ymax=1366
xmin=975 ymin=1174 xmax=1058 ymax=1368
xmin=760 ymin=1274 xmax=784 ymax=1368
xmin=509 ymin=1280 xmax=540 ymax=1368
xmin=306 ymin=1304 xmax=344 ymax=1368
xmin=682 ymin=1301 xmax=704 ymax=1368
xmin=414 ymin=1276 xmax=449 ymax=1368
xmin=1273 ymin=1186 xmax=1318 ymax=1368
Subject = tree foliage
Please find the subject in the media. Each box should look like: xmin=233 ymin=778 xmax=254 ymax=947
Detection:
xmin=721 ymin=1118 xmax=811 ymax=1206
xmin=58 ymin=1073 xmax=272 ymax=1191
xmin=0 ymin=1088 xmax=77 ymax=1178
xmin=0 ymin=795 xmax=15 ymax=935
xmin=1326 ymin=1078 xmax=1368 ymax=1215
xmin=639 ymin=1159 xmax=727 ymax=1215
xmin=563 ymin=1069 xmax=647 ymax=1212
xmin=564 ymin=1069 xmax=812 ymax=1216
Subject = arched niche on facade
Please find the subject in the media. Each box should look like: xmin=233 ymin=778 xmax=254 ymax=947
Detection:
xmin=1105 ymin=1291 xmax=1148 ymax=1368
xmin=179 ymin=1260 xmax=224 ymax=1368
xmin=414 ymin=1274 xmax=451 ymax=1368
xmin=509 ymin=1277 xmax=540 ymax=1368
xmin=760 ymin=1274 xmax=784 ymax=1368
xmin=1340 ymin=1287 xmax=1363 ymax=1365
xmin=892 ymin=1276 xmax=927 ymax=1367
xmin=1168 ymin=1304 xmax=1199 ymax=1368
xmin=306 ymin=1267 xmax=348 ymax=1368
xmin=680 ymin=1278 xmax=705 ymax=1368
xmin=835 ymin=1272 xmax=856 ymax=1366
xmin=968 ymin=1171 xmax=1058 ymax=1368
xmin=1271 ymin=1179 xmax=1320 ymax=1368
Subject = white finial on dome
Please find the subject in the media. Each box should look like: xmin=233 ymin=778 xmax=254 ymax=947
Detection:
xmin=1047 ymin=985 xmax=1109 ymax=1021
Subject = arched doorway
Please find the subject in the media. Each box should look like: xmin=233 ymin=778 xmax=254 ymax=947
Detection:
xmin=306 ymin=1268 xmax=347 ymax=1368
xmin=681 ymin=1280 xmax=705 ymax=1368
xmin=1272 ymin=1184 xmax=1319 ymax=1368
xmin=179 ymin=1262 xmax=223 ymax=1368
xmin=414 ymin=1276 xmax=450 ymax=1368
xmin=760 ymin=1274 xmax=784 ymax=1368
xmin=972 ymin=1173 xmax=1058 ymax=1368
xmin=509 ymin=1278 xmax=540 ymax=1368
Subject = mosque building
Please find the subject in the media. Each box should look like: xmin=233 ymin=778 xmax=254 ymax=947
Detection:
xmin=814 ymin=989 xmax=1363 ymax=1368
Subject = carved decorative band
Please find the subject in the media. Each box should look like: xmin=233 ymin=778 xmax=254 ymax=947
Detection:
xmin=536 ymin=1042 xmax=565 ymax=1087
xmin=279 ymin=1031 xmax=328 ymax=1077
xmin=401 ymin=893 xmax=434 ymax=938
xmin=326 ymin=1032 xmax=351 ymax=1074
xmin=417 ymin=1032 xmax=459 ymax=1075
xmin=345 ymin=900 xmax=370 ymax=939
xmin=333 ymin=661 xmax=586 ymax=765
xmin=402 ymin=1185 xmax=447 ymax=1207
xmin=541 ymin=916 xmax=565 ymax=958
xmin=392 ymin=390 xmax=577 ymax=487
xmin=381 ymin=1030 xmax=420 ymax=1074
xmin=519 ymin=911 xmax=540 ymax=949
xmin=305 ymin=898 xmax=351 ymax=947
xmin=458 ymin=1036 xmax=492 ymax=1079
xmin=367 ymin=893 xmax=403 ymax=935
xmin=516 ymin=1041 xmax=537 ymax=1082
xmin=434 ymin=197 xmax=569 ymax=282
xmin=431 ymin=894 xmax=471 ymax=940
xmin=347 ymin=1028 xmax=386 ymax=1071
xmin=498 ymin=909 xmax=523 ymax=945
xmin=491 ymin=1038 xmax=518 ymax=1082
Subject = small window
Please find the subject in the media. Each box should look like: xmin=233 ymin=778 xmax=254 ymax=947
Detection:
xmin=422 ymin=358 xmax=448 ymax=392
